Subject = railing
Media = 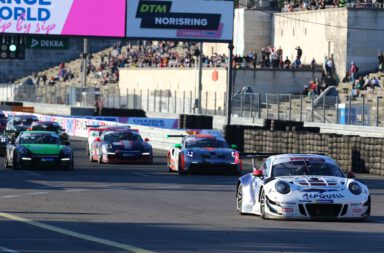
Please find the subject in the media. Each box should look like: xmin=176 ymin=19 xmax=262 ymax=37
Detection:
xmin=1 ymin=83 xmax=384 ymax=127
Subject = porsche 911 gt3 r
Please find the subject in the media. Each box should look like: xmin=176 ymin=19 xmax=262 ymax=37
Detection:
xmin=236 ymin=154 xmax=370 ymax=220
xmin=4 ymin=131 xmax=74 ymax=170
xmin=89 ymin=129 xmax=153 ymax=164
xmin=167 ymin=134 xmax=241 ymax=174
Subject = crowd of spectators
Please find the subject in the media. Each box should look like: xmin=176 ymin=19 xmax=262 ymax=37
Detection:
xmin=281 ymin=0 xmax=383 ymax=12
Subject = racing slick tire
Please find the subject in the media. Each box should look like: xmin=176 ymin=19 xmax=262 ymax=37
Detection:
xmin=167 ymin=153 xmax=173 ymax=172
xmin=67 ymin=159 xmax=74 ymax=171
xmin=12 ymin=153 xmax=21 ymax=170
xmin=260 ymin=188 xmax=267 ymax=219
xmin=177 ymin=154 xmax=187 ymax=175
xmin=89 ymin=152 xmax=94 ymax=162
xmin=236 ymin=184 xmax=244 ymax=214
xmin=97 ymin=154 xmax=103 ymax=164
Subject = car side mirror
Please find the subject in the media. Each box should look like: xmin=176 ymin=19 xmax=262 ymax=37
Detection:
xmin=252 ymin=169 xmax=263 ymax=177
xmin=347 ymin=171 xmax=356 ymax=179
xmin=94 ymin=137 xmax=101 ymax=142
xmin=144 ymin=138 xmax=150 ymax=142
xmin=174 ymin=143 xmax=182 ymax=149
xmin=231 ymin=144 xmax=238 ymax=149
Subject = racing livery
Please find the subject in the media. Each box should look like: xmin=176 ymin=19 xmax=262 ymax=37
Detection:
xmin=236 ymin=154 xmax=370 ymax=220
xmin=4 ymin=131 xmax=74 ymax=170
xmin=167 ymin=134 xmax=241 ymax=174
xmin=90 ymin=129 xmax=153 ymax=164
xmin=86 ymin=125 xmax=130 ymax=155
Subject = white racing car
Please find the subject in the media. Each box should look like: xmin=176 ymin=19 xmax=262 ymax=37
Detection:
xmin=236 ymin=153 xmax=370 ymax=220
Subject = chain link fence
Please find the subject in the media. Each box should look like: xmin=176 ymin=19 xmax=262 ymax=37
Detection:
xmin=1 ymin=83 xmax=384 ymax=127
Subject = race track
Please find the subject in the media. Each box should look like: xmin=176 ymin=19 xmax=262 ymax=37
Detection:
xmin=0 ymin=138 xmax=383 ymax=253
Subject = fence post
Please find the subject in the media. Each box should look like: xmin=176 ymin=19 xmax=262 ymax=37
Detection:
xmin=258 ymin=93 xmax=261 ymax=119
xmin=336 ymin=96 xmax=339 ymax=124
xmin=348 ymin=96 xmax=352 ymax=125
xmin=167 ymin=90 xmax=170 ymax=112
xmin=376 ymin=96 xmax=381 ymax=127
xmin=174 ymin=90 xmax=177 ymax=114
xmin=277 ymin=94 xmax=280 ymax=120
xmin=323 ymin=95 xmax=326 ymax=123
xmin=183 ymin=90 xmax=185 ymax=114
xmin=190 ymin=91 xmax=193 ymax=114
xmin=240 ymin=92 xmax=244 ymax=117
xmin=266 ymin=93 xmax=269 ymax=119
xmin=362 ymin=96 xmax=365 ymax=126
xmin=205 ymin=91 xmax=208 ymax=115
xmin=159 ymin=90 xmax=163 ymax=112
xmin=214 ymin=92 xmax=217 ymax=115
xmin=153 ymin=90 xmax=157 ymax=112
xmin=300 ymin=95 xmax=303 ymax=122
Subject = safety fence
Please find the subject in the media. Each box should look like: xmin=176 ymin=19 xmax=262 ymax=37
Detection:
xmin=2 ymin=83 xmax=384 ymax=127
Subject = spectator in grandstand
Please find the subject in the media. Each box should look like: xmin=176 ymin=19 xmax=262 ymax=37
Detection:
xmin=311 ymin=58 xmax=317 ymax=71
xmin=349 ymin=62 xmax=358 ymax=83
xmin=372 ymin=76 xmax=381 ymax=89
xmin=276 ymin=47 xmax=283 ymax=67
xmin=351 ymin=84 xmax=359 ymax=97
xmin=355 ymin=76 xmax=364 ymax=90
xmin=284 ymin=56 xmax=291 ymax=69
xmin=362 ymin=76 xmax=372 ymax=90
xmin=378 ymin=51 xmax=384 ymax=72
xmin=325 ymin=57 xmax=333 ymax=76
xmin=295 ymin=46 xmax=303 ymax=60
xmin=292 ymin=56 xmax=302 ymax=69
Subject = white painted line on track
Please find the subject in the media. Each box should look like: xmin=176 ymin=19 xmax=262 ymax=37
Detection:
xmin=27 ymin=192 xmax=48 ymax=195
xmin=0 ymin=246 xmax=20 ymax=253
xmin=0 ymin=195 xmax=19 ymax=199
xmin=64 ymin=189 xmax=88 ymax=193
xmin=0 ymin=212 xmax=154 ymax=253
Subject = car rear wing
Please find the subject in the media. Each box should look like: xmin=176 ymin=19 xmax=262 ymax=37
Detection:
xmin=239 ymin=152 xmax=282 ymax=168
xmin=166 ymin=134 xmax=186 ymax=138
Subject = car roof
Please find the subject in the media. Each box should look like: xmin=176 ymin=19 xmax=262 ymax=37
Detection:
xmin=270 ymin=154 xmax=336 ymax=165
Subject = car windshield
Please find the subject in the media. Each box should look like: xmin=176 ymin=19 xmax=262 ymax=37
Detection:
xmin=32 ymin=123 xmax=61 ymax=132
xmin=104 ymin=132 xmax=142 ymax=142
xmin=14 ymin=117 xmax=36 ymax=126
xmin=185 ymin=138 xmax=229 ymax=148
xmin=271 ymin=160 xmax=344 ymax=177
xmin=20 ymin=133 xmax=61 ymax=145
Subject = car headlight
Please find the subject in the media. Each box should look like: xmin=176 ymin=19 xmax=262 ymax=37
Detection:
xmin=186 ymin=150 xmax=194 ymax=158
xmin=275 ymin=181 xmax=291 ymax=194
xmin=62 ymin=146 xmax=72 ymax=155
xmin=348 ymin=182 xmax=362 ymax=195
xmin=18 ymin=146 xmax=30 ymax=155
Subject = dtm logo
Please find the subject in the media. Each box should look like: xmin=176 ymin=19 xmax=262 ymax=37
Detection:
xmin=303 ymin=193 xmax=344 ymax=199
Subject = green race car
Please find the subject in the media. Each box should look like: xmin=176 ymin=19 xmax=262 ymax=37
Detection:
xmin=4 ymin=131 xmax=74 ymax=170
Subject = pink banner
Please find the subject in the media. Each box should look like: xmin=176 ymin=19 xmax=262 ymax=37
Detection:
xmin=0 ymin=0 xmax=126 ymax=37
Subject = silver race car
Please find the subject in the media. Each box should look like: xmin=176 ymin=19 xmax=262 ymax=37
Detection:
xmin=236 ymin=154 xmax=370 ymax=220
xmin=167 ymin=134 xmax=241 ymax=174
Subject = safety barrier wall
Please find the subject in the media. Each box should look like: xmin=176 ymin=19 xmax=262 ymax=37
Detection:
xmin=3 ymin=111 xmax=197 ymax=151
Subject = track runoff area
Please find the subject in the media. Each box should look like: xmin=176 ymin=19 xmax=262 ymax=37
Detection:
xmin=0 ymin=137 xmax=382 ymax=253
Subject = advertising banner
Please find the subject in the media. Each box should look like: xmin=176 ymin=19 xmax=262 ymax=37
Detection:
xmin=0 ymin=0 xmax=126 ymax=37
xmin=126 ymin=0 xmax=234 ymax=42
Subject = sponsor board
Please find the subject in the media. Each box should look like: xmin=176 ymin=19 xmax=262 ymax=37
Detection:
xmin=126 ymin=0 xmax=233 ymax=42
xmin=0 ymin=0 xmax=126 ymax=37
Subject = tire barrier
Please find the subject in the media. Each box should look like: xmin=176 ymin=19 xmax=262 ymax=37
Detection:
xmin=178 ymin=114 xmax=213 ymax=130
xmin=99 ymin=108 xmax=146 ymax=117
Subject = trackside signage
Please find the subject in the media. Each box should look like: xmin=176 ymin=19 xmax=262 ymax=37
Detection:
xmin=0 ymin=0 xmax=126 ymax=37
xmin=26 ymin=37 xmax=69 ymax=49
xmin=126 ymin=0 xmax=233 ymax=42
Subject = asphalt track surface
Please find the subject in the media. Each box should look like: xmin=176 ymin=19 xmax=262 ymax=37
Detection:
xmin=0 ymin=138 xmax=383 ymax=253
